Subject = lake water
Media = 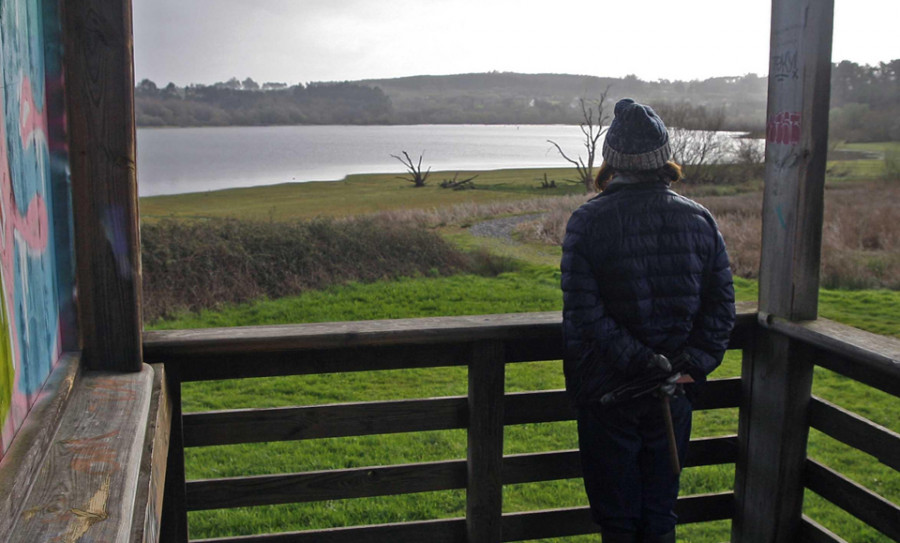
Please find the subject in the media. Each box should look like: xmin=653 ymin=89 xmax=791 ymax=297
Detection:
xmin=136 ymin=125 xmax=753 ymax=197
xmin=136 ymin=125 xmax=591 ymax=196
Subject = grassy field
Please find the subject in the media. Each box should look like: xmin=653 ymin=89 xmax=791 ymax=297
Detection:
xmin=140 ymin=167 xmax=587 ymax=222
xmin=143 ymin=149 xmax=899 ymax=542
xmin=152 ymin=271 xmax=899 ymax=542
xmin=150 ymin=268 xmax=900 ymax=542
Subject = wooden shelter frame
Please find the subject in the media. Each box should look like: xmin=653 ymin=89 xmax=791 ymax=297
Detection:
xmin=1 ymin=0 xmax=898 ymax=541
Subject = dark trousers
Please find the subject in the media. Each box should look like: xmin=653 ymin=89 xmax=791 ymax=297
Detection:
xmin=576 ymin=394 xmax=692 ymax=535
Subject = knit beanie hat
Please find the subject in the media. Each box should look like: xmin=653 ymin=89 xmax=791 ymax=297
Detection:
xmin=602 ymin=98 xmax=671 ymax=170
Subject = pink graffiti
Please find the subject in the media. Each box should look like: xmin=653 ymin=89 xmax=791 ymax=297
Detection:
xmin=19 ymin=76 xmax=47 ymax=149
xmin=767 ymin=111 xmax=801 ymax=145
xmin=0 ymin=76 xmax=51 ymax=373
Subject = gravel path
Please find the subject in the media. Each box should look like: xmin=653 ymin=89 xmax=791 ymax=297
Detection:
xmin=468 ymin=213 xmax=544 ymax=243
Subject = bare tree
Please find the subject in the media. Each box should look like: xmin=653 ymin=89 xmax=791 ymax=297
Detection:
xmin=654 ymin=102 xmax=731 ymax=183
xmin=391 ymin=151 xmax=432 ymax=187
xmin=548 ymin=88 xmax=611 ymax=192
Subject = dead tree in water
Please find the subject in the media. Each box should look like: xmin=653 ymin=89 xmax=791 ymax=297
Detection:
xmin=391 ymin=151 xmax=431 ymax=187
xmin=548 ymin=88 xmax=610 ymax=192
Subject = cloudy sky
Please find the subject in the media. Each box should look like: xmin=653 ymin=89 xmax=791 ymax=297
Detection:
xmin=133 ymin=0 xmax=898 ymax=87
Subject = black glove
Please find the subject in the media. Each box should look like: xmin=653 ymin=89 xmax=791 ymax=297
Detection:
xmin=646 ymin=353 xmax=672 ymax=374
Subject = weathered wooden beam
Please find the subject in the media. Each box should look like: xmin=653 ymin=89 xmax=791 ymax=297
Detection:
xmin=192 ymin=517 xmax=467 ymax=543
xmin=9 ymin=366 xmax=154 ymax=542
xmin=809 ymin=397 xmax=900 ymax=471
xmin=735 ymin=330 xmax=816 ymax=542
xmin=189 ymin=493 xmax=733 ymax=543
xmin=143 ymin=307 xmax=757 ymax=367
xmin=187 ymin=459 xmax=468 ymax=511
xmin=63 ymin=0 xmax=143 ymax=371
xmin=183 ymin=396 xmax=468 ymax=447
xmin=762 ymin=315 xmax=900 ymax=397
xmin=130 ymin=364 xmax=172 ymax=542
xmin=757 ymin=3 xmax=833 ymax=321
xmin=160 ymin=368 xmax=188 ymax=542
xmin=805 ymin=459 xmax=900 ymax=541
xmin=0 ymin=355 xmax=80 ymax=539
xmin=181 ymin=377 xmax=743 ymax=449
xmin=734 ymin=1 xmax=834 ymax=542
xmin=799 ymin=515 xmax=848 ymax=543
xmin=500 ymin=493 xmax=733 ymax=541
xmin=166 ymin=344 xmax=473 ymax=383
xmin=144 ymin=312 xmax=562 ymax=358
xmin=467 ymin=340 xmax=505 ymax=543
xmin=501 ymin=435 xmax=738 ymax=485
xmin=184 ymin=434 xmax=740 ymax=514
xmin=503 ymin=377 xmax=741 ymax=426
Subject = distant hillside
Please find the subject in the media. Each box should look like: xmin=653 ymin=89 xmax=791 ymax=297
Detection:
xmin=136 ymin=60 xmax=899 ymax=140
xmin=358 ymin=72 xmax=767 ymax=130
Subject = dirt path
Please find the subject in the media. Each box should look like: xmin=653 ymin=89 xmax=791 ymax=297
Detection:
xmin=468 ymin=213 xmax=544 ymax=243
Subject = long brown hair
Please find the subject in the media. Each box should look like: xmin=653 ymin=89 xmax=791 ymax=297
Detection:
xmin=594 ymin=161 xmax=684 ymax=191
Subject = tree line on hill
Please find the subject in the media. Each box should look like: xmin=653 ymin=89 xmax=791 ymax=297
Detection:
xmin=829 ymin=59 xmax=900 ymax=142
xmin=135 ymin=77 xmax=393 ymax=126
xmin=135 ymin=59 xmax=898 ymax=141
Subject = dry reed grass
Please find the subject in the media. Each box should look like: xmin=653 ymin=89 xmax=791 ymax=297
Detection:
xmin=143 ymin=181 xmax=898 ymax=324
xmin=511 ymin=182 xmax=900 ymax=289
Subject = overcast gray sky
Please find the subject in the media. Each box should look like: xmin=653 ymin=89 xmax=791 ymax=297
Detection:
xmin=133 ymin=0 xmax=899 ymax=86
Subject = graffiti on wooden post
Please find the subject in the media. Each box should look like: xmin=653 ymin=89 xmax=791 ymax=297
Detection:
xmin=767 ymin=111 xmax=802 ymax=145
xmin=0 ymin=0 xmax=76 ymax=459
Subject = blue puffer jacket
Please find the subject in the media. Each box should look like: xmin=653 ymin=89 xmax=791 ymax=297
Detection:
xmin=561 ymin=180 xmax=735 ymax=406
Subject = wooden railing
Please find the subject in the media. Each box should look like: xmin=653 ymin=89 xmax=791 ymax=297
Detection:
xmin=143 ymin=309 xmax=756 ymax=542
xmin=755 ymin=315 xmax=900 ymax=542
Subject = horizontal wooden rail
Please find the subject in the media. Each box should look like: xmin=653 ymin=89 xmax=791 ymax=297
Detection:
xmin=182 ymin=379 xmax=741 ymax=448
xmin=805 ymin=459 xmax=900 ymax=541
xmin=502 ymin=493 xmax=733 ymax=541
xmin=194 ymin=516 xmax=467 ymax=543
xmin=187 ymin=459 xmax=467 ymax=511
xmin=192 ymin=492 xmax=733 ymax=543
xmin=144 ymin=309 xmax=758 ymax=383
xmin=800 ymin=515 xmax=848 ymax=543
xmin=761 ymin=314 xmax=900 ymax=397
xmin=808 ymin=396 xmax=900 ymax=471
xmin=144 ymin=312 xmax=562 ymax=360
xmin=183 ymin=397 xmax=467 ymax=447
xmin=185 ymin=436 xmax=737 ymax=511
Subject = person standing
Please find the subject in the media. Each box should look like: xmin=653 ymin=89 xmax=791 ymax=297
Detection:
xmin=561 ymin=98 xmax=736 ymax=542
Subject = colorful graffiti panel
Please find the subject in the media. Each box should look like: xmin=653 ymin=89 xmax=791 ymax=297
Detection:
xmin=0 ymin=0 xmax=75 ymax=459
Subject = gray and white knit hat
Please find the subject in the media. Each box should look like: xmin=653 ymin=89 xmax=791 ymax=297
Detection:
xmin=602 ymin=98 xmax=671 ymax=170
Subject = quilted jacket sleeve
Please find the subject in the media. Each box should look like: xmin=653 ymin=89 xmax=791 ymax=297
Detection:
xmin=683 ymin=219 xmax=736 ymax=381
xmin=561 ymin=209 xmax=654 ymax=378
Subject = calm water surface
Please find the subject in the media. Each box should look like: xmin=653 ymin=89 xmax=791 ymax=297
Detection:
xmin=136 ymin=125 xmax=589 ymax=196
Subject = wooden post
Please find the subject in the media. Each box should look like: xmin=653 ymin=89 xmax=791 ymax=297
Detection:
xmin=63 ymin=0 xmax=143 ymax=371
xmin=159 ymin=368 xmax=188 ymax=542
xmin=467 ymin=340 xmax=505 ymax=543
xmin=757 ymin=0 xmax=833 ymax=322
xmin=733 ymin=1 xmax=833 ymax=542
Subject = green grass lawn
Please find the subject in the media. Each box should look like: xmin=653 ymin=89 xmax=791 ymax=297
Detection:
xmin=826 ymin=141 xmax=900 ymax=183
xmin=150 ymin=269 xmax=900 ymax=542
